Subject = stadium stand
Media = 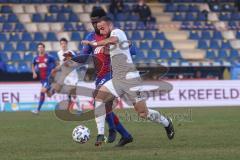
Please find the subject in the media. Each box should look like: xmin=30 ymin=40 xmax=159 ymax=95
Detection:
xmin=0 ymin=0 xmax=239 ymax=80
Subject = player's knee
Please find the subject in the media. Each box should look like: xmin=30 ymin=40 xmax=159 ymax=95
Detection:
xmin=41 ymin=87 xmax=47 ymax=93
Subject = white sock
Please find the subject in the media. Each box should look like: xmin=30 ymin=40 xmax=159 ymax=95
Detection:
xmin=147 ymin=109 xmax=169 ymax=127
xmin=95 ymin=115 xmax=106 ymax=135
xmin=95 ymin=101 xmax=106 ymax=135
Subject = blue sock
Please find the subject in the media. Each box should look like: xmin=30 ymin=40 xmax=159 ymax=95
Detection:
xmin=111 ymin=112 xmax=132 ymax=139
xmin=37 ymin=92 xmax=45 ymax=111
xmin=105 ymin=112 xmax=116 ymax=130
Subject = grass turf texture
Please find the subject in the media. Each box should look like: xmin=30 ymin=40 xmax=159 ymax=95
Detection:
xmin=0 ymin=107 xmax=239 ymax=160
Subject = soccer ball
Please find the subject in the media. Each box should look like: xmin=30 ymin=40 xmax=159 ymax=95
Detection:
xmin=72 ymin=125 xmax=90 ymax=144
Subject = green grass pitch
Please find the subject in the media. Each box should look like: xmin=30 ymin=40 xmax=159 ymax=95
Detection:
xmin=0 ymin=107 xmax=240 ymax=160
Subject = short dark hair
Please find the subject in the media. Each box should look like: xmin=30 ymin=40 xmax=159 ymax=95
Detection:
xmin=90 ymin=8 xmax=106 ymax=19
xmin=98 ymin=16 xmax=113 ymax=23
xmin=37 ymin=42 xmax=45 ymax=48
xmin=60 ymin=37 xmax=68 ymax=43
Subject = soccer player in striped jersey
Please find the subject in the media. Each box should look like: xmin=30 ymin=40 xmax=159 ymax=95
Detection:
xmin=31 ymin=42 xmax=57 ymax=114
xmin=82 ymin=8 xmax=133 ymax=147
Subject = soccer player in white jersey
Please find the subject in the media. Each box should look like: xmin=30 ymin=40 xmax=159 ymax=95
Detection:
xmin=82 ymin=16 xmax=175 ymax=143
xmin=57 ymin=38 xmax=81 ymax=111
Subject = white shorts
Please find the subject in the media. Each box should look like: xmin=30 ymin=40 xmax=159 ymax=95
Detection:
xmin=103 ymin=77 xmax=145 ymax=104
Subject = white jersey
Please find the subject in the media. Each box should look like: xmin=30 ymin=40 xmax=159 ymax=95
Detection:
xmin=110 ymin=28 xmax=140 ymax=80
xmin=57 ymin=50 xmax=79 ymax=85
xmin=110 ymin=28 xmax=133 ymax=64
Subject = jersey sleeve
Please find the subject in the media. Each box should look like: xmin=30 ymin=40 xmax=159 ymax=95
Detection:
xmin=110 ymin=29 xmax=126 ymax=42
xmin=73 ymin=32 xmax=94 ymax=64
xmin=82 ymin=32 xmax=94 ymax=55
xmin=32 ymin=56 xmax=37 ymax=66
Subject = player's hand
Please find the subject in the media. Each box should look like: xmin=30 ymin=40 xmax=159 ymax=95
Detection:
xmin=81 ymin=40 xmax=90 ymax=45
xmin=33 ymin=73 xmax=37 ymax=79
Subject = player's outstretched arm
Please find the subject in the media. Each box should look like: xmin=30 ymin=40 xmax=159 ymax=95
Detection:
xmin=81 ymin=36 xmax=118 ymax=47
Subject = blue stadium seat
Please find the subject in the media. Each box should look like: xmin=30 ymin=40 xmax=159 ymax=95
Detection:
xmin=197 ymin=12 xmax=207 ymax=21
xmin=163 ymin=40 xmax=174 ymax=49
xmin=49 ymin=51 xmax=58 ymax=59
xmin=213 ymin=31 xmax=223 ymax=39
xmin=151 ymin=41 xmax=161 ymax=49
xmin=0 ymin=52 xmax=9 ymax=61
xmin=206 ymin=49 xmax=216 ymax=59
xmin=128 ymin=14 xmax=139 ymax=21
xmin=210 ymin=40 xmax=219 ymax=49
xmin=0 ymin=14 xmax=6 ymax=22
xmin=4 ymin=43 xmax=15 ymax=51
xmin=124 ymin=22 xmax=134 ymax=30
xmin=9 ymin=33 xmax=20 ymax=41
xmin=147 ymin=50 xmax=157 ymax=59
xmin=188 ymin=4 xmax=199 ymax=12
xmin=29 ymin=42 xmax=37 ymax=51
xmin=173 ymin=13 xmax=184 ymax=21
xmin=7 ymin=14 xmax=18 ymax=22
xmin=230 ymin=49 xmax=239 ymax=59
xmin=15 ymin=23 xmax=25 ymax=32
xmin=198 ymin=40 xmax=208 ymax=49
xmin=57 ymin=13 xmax=67 ymax=22
xmin=185 ymin=12 xmax=196 ymax=21
xmin=160 ymin=50 xmax=169 ymax=59
xmin=1 ymin=5 xmax=12 ymax=13
xmin=231 ymin=12 xmax=240 ymax=21
xmin=172 ymin=50 xmax=182 ymax=59
xmin=236 ymin=31 xmax=240 ymax=39
xmin=24 ymin=52 xmax=33 ymax=61
xmin=18 ymin=62 xmax=30 ymax=73
xmin=34 ymin=32 xmax=45 ymax=41
xmin=116 ymin=13 xmax=128 ymax=21
xmin=22 ymin=32 xmax=32 ymax=41
xmin=2 ymin=23 xmax=13 ymax=31
xmin=218 ymin=49 xmax=229 ymax=59
xmin=165 ymin=4 xmax=177 ymax=12
xmin=11 ymin=52 xmax=21 ymax=61
xmin=201 ymin=31 xmax=211 ymax=39
xmin=61 ymin=5 xmax=72 ymax=13
xmin=16 ymin=42 xmax=27 ymax=51
xmin=76 ymin=23 xmax=85 ymax=31
xmin=131 ymin=31 xmax=141 ymax=40
xmin=32 ymin=13 xmax=43 ymax=22
xmin=49 ymin=5 xmax=60 ymax=13
xmin=135 ymin=50 xmax=146 ymax=59
xmin=71 ymin=32 xmax=81 ymax=41
xmin=0 ymin=33 xmax=7 ymax=41
xmin=219 ymin=13 xmax=231 ymax=21
xmin=6 ymin=64 xmax=17 ymax=73
xmin=189 ymin=31 xmax=200 ymax=39
xmin=45 ymin=14 xmax=56 ymax=22
xmin=140 ymin=41 xmax=150 ymax=50
xmin=178 ymin=4 xmax=188 ymax=12
xmin=143 ymin=31 xmax=154 ymax=40
xmin=155 ymin=32 xmax=166 ymax=40
xmin=64 ymin=23 xmax=74 ymax=31
xmin=46 ymin=32 xmax=57 ymax=41
xmin=69 ymin=13 xmax=79 ymax=22
xmin=135 ymin=21 xmax=145 ymax=30
xmin=181 ymin=21 xmax=190 ymax=30
xmin=228 ymin=21 xmax=237 ymax=29
xmin=193 ymin=21 xmax=202 ymax=30
xmin=221 ymin=40 xmax=231 ymax=49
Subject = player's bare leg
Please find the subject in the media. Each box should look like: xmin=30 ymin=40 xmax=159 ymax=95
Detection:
xmin=133 ymin=100 xmax=174 ymax=140
xmin=94 ymin=86 xmax=116 ymax=146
